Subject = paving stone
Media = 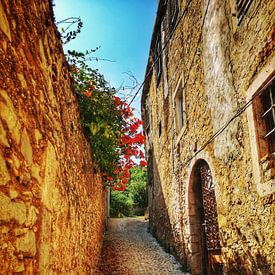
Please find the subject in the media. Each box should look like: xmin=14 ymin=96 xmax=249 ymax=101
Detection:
xmin=96 ymin=217 xmax=189 ymax=275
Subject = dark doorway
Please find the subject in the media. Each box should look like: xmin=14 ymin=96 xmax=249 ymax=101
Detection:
xmin=188 ymin=160 xmax=222 ymax=274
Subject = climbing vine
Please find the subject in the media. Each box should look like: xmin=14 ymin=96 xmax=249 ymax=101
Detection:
xmin=68 ymin=50 xmax=147 ymax=191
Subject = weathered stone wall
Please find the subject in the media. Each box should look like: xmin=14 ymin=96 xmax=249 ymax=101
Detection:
xmin=142 ymin=0 xmax=275 ymax=273
xmin=0 ymin=0 xmax=106 ymax=273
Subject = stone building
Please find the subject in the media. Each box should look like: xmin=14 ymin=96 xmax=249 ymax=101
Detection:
xmin=141 ymin=0 xmax=274 ymax=274
xmin=0 ymin=0 xmax=106 ymax=273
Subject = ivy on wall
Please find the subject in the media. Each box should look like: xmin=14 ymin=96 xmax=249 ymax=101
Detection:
xmin=67 ymin=50 xmax=147 ymax=191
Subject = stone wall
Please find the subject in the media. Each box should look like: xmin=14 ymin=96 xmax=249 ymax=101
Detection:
xmin=142 ymin=0 xmax=274 ymax=273
xmin=0 ymin=0 xmax=106 ymax=273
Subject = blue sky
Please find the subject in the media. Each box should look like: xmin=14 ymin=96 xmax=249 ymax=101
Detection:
xmin=53 ymin=0 xmax=157 ymax=112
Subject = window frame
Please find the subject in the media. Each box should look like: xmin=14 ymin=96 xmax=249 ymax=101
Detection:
xmin=144 ymin=97 xmax=153 ymax=146
xmin=246 ymin=55 xmax=275 ymax=196
xmin=260 ymin=80 xmax=275 ymax=153
xmin=158 ymin=121 xmax=162 ymax=138
xmin=154 ymin=32 xmax=163 ymax=85
xmin=173 ymin=77 xmax=186 ymax=143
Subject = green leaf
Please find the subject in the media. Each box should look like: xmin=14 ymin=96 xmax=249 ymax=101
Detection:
xmin=90 ymin=123 xmax=98 ymax=135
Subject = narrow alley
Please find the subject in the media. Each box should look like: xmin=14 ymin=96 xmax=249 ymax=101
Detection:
xmin=96 ymin=218 xmax=186 ymax=275
xmin=1 ymin=0 xmax=274 ymax=273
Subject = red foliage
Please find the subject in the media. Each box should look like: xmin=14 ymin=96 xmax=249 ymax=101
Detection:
xmin=85 ymin=90 xmax=91 ymax=97
xmin=113 ymin=96 xmax=121 ymax=106
xmin=98 ymin=96 xmax=148 ymax=191
xmin=140 ymin=160 xmax=148 ymax=167
xmin=112 ymin=181 xmax=126 ymax=191
xmin=106 ymin=176 xmax=114 ymax=182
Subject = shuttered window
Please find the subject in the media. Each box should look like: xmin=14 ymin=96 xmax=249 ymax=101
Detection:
xmin=236 ymin=0 xmax=254 ymax=24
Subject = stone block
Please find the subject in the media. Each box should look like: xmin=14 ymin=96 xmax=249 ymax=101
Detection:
xmin=0 ymin=155 xmax=10 ymax=186
xmin=13 ymin=156 xmax=21 ymax=172
xmin=11 ymin=202 xmax=27 ymax=225
xmin=0 ymin=120 xmax=9 ymax=147
xmin=34 ymin=129 xmax=42 ymax=148
xmin=14 ymin=228 xmax=28 ymax=236
xmin=218 ymin=214 xmax=227 ymax=227
xmin=16 ymin=230 xmax=36 ymax=257
xmin=25 ymin=205 xmax=38 ymax=227
xmin=0 ymin=2 xmax=11 ymax=41
xmin=17 ymin=73 xmax=27 ymax=89
xmin=9 ymin=189 xmax=19 ymax=199
xmin=20 ymin=171 xmax=32 ymax=186
xmin=41 ymin=141 xmax=60 ymax=212
xmin=22 ymin=191 xmax=33 ymax=198
xmin=0 ymin=90 xmax=21 ymax=144
xmin=31 ymin=163 xmax=41 ymax=182
xmin=0 ymin=193 xmax=27 ymax=224
xmin=14 ymin=262 xmax=25 ymax=273
xmin=0 ymin=192 xmax=11 ymax=222
xmin=21 ymin=128 xmax=33 ymax=167
xmin=1 ymin=226 xmax=10 ymax=234
xmin=1 ymin=40 xmax=7 ymax=51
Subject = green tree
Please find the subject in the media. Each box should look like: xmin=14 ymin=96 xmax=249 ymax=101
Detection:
xmin=128 ymin=166 xmax=148 ymax=216
xmin=110 ymin=166 xmax=147 ymax=217
xmin=110 ymin=191 xmax=134 ymax=217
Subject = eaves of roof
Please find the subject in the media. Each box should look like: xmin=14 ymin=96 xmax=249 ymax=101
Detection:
xmin=141 ymin=0 xmax=167 ymax=107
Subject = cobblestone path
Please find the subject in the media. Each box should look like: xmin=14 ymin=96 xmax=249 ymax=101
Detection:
xmin=96 ymin=217 xmax=187 ymax=275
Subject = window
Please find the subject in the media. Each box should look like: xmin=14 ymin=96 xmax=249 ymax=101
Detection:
xmin=154 ymin=32 xmax=162 ymax=84
xmin=235 ymin=0 xmax=254 ymax=25
xmin=144 ymin=98 xmax=152 ymax=145
xmin=173 ymin=78 xmax=185 ymax=136
xmin=246 ymin=56 xmax=275 ymax=196
xmin=144 ymin=107 xmax=150 ymax=134
xmin=260 ymin=79 xmax=275 ymax=153
xmin=164 ymin=96 xmax=170 ymax=131
xmin=168 ymin=0 xmax=179 ymax=31
xmin=252 ymin=76 xmax=275 ymax=160
xmin=176 ymin=91 xmax=184 ymax=131
xmin=158 ymin=121 xmax=162 ymax=137
xmin=145 ymin=110 xmax=151 ymax=141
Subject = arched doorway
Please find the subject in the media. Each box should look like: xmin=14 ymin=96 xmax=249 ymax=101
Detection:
xmin=188 ymin=160 xmax=222 ymax=274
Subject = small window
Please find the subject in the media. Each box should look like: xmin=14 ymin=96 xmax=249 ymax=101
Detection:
xmin=154 ymin=32 xmax=163 ymax=84
xmin=174 ymin=79 xmax=185 ymax=135
xmin=158 ymin=121 xmax=162 ymax=137
xmin=144 ymin=108 xmax=150 ymax=132
xmin=146 ymin=124 xmax=150 ymax=137
xmin=260 ymin=78 xmax=275 ymax=154
xmin=164 ymin=96 xmax=170 ymax=131
xmin=235 ymin=0 xmax=253 ymax=25
xmin=168 ymin=0 xmax=179 ymax=31
xmin=144 ymin=99 xmax=152 ymax=145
